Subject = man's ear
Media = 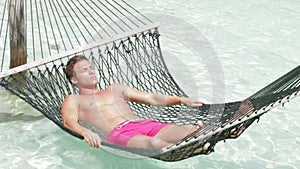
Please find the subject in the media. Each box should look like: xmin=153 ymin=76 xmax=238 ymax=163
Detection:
xmin=70 ymin=76 xmax=78 ymax=84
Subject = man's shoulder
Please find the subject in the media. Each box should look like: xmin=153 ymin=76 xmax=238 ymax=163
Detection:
xmin=65 ymin=93 xmax=79 ymax=98
xmin=63 ymin=94 xmax=79 ymax=103
xmin=106 ymin=83 xmax=129 ymax=92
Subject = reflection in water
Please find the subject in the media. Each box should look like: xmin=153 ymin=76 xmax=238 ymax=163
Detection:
xmin=0 ymin=112 xmax=44 ymax=123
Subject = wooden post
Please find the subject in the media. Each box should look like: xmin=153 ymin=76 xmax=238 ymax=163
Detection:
xmin=8 ymin=0 xmax=27 ymax=69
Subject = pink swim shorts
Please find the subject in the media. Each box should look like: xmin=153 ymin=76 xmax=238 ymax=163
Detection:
xmin=107 ymin=119 xmax=171 ymax=146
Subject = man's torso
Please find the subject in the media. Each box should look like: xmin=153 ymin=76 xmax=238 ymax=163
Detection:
xmin=73 ymin=87 xmax=138 ymax=135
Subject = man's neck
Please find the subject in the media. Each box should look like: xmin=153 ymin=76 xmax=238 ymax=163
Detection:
xmin=79 ymin=87 xmax=101 ymax=95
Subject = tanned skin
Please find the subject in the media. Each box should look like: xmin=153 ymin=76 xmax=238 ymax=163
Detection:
xmin=61 ymin=57 xmax=204 ymax=148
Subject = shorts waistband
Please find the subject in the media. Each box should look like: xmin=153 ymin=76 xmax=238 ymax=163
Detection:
xmin=115 ymin=119 xmax=140 ymax=130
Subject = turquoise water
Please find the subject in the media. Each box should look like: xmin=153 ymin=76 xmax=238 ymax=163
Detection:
xmin=1 ymin=0 xmax=300 ymax=168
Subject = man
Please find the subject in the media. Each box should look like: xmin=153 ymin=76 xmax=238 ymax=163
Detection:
xmin=61 ymin=55 xmax=204 ymax=149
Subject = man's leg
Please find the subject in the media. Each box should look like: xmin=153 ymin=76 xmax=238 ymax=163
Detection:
xmin=126 ymin=121 xmax=202 ymax=148
xmin=126 ymin=135 xmax=172 ymax=148
xmin=154 ymin=121 xmax=202 ymax=143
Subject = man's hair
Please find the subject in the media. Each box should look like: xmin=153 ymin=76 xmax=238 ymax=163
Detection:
xmin=64 ymin=55 xmax=89 ymax=83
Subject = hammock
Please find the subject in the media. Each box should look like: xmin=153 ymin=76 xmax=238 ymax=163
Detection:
xmin=0 ymin=0 xmax=299 ymax=162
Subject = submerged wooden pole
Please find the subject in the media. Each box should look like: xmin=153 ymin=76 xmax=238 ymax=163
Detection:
xmin=8 ymin=0 xmax=27 ymax=69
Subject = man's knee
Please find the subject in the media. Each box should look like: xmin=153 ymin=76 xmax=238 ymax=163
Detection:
xmin=149 ymin=137 xmax=170 ymax=148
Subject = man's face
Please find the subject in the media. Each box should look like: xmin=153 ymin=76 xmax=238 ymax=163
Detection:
xmin=71 ymin=59 xmax=98 ymax=88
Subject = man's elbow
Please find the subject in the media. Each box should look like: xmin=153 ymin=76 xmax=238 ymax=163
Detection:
xmin=63 ymin=118 xmax=73 ymax=129
xmin=63 ymin=120 xmax=69 ymax=128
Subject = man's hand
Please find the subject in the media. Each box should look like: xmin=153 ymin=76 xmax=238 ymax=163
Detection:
xmin=82 ymin=128 xmax=102 ymax=148
xmin=181 ymin=97 xmax=204 ymax=107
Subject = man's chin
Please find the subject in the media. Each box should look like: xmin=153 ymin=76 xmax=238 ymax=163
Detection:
xmin=90 ymin=79 xmax=98 ymax=84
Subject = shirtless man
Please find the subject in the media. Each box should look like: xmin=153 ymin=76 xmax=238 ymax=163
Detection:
xmin=61 ymin=55 xmax=204 ymax=149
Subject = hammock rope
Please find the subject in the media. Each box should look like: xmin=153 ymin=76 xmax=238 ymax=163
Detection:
xmin=0 ymin=0 xmax=299 ymax=162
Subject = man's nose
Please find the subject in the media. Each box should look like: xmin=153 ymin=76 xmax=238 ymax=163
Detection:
xmin=88 ymin=68 xmax=95 ymax=74
xmin=87 ymin=67 xmax=95 ymax=74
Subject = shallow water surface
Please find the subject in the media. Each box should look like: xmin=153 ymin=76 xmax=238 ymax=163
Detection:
xmin=0 ymin=0 xmax=299 ymax=168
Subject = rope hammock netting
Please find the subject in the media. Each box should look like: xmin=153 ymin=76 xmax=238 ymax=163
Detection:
xmin=0 ymin=0 xmax=299 ymax=162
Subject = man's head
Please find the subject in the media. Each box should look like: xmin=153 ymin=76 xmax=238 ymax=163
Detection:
xmin=65 ymin=55 xmax=98 ymax=88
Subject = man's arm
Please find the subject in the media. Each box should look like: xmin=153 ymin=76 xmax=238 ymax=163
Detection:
xmin=112 ymin=84 xmax=203 ymax=107
xmin=61 ymin=95 xmax=101 ymax=148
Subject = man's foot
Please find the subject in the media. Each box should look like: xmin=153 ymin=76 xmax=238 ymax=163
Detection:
xmin=227 ymin=124 xmax=245 ymax=139
xmin=204 ymin=123 xmax=245 ymax=139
